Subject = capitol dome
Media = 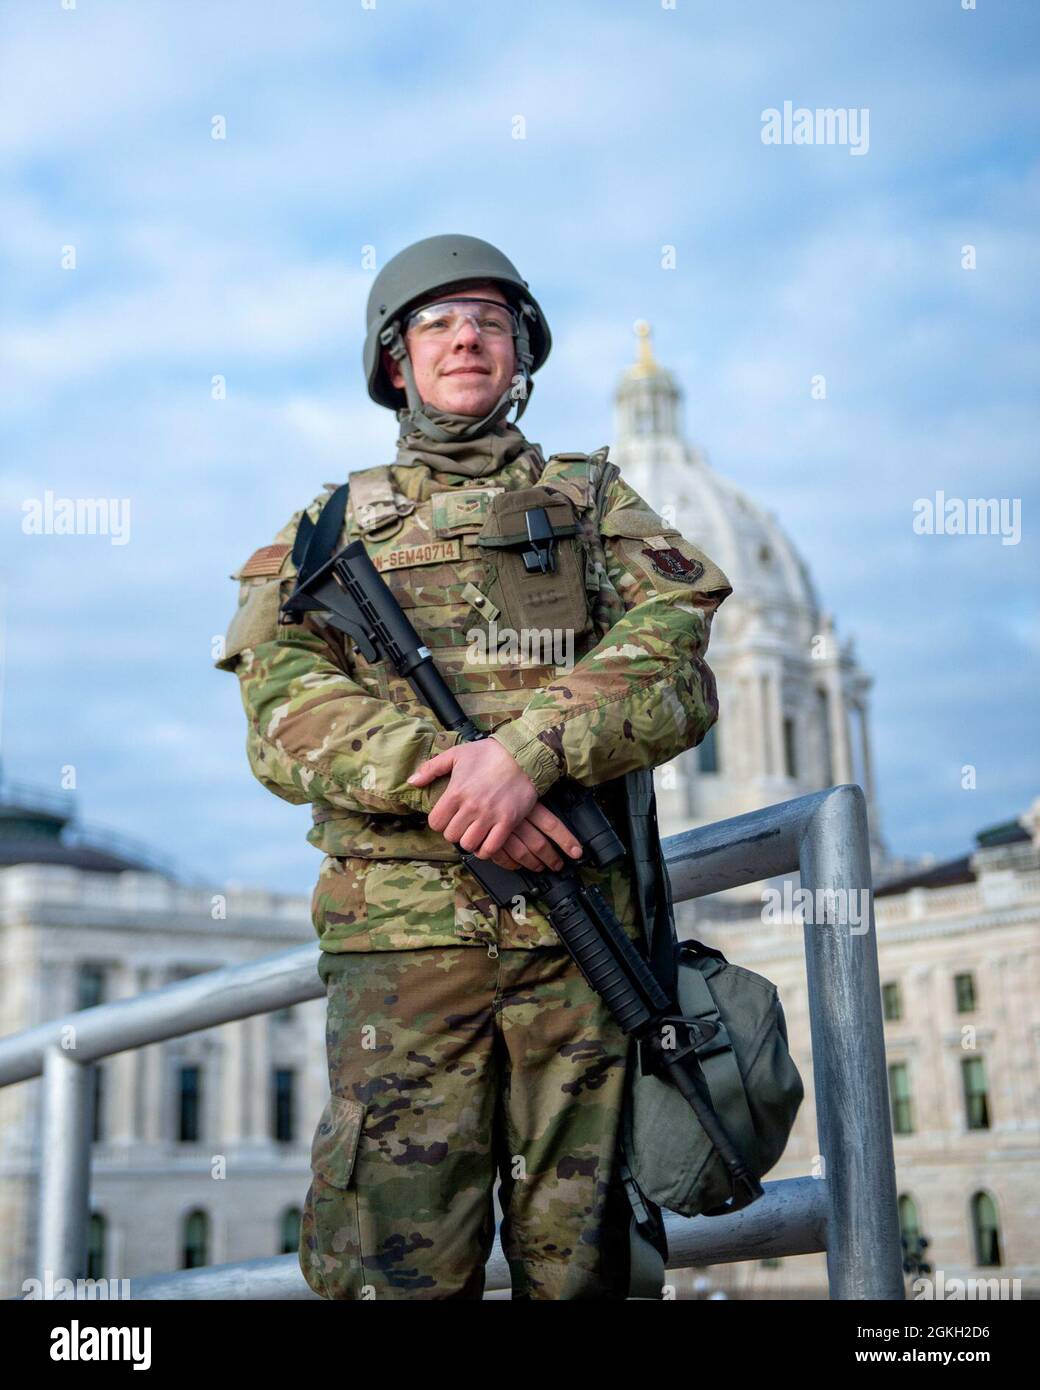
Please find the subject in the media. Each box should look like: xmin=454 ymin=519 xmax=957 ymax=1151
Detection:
xmin=609 ymin=323 xmax=886 ymax=883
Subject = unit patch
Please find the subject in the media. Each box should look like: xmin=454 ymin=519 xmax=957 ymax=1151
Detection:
xmin=640 ymin=546 xmax=705 ymax=584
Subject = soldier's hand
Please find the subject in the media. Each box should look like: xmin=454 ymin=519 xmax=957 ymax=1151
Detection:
xmin=485 ymin=803 xmax=585 ymax=873
xmin=408 ymin=740 xmax=583 ymax=866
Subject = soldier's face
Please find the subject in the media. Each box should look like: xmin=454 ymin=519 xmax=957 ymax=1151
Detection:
xmin=385 ymin=282 xmax=518 ymax=417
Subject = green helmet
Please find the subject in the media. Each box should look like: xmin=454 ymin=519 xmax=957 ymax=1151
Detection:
xmin=363 ymin=234 xmax=552 ymax=442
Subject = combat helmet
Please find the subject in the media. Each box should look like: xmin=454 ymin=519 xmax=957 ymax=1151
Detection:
xmin=364 ymin=234 xmax=552 ymax=443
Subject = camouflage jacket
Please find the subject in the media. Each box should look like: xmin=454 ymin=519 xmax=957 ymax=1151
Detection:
xmin=214 ymin=422 xmax=732 ymax=953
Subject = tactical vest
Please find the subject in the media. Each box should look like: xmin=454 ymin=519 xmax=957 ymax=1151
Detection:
xmin=306 ymin=446 xmax=629 ymax=867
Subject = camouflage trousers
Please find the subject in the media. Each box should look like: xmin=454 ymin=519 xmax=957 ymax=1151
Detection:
xmin=299 ymin=944 xmax=635 ymax=1300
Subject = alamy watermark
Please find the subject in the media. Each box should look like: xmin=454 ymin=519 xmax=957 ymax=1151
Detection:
xmin=761 ymin=101 xmax=869 ymax=156
xmin=912 ymin=492 xmax=1020 ymax=546
xmin=761 ymin=882 xmax=870 ymax=934
xmin=466 ymin=621 xmax=574 ymax=671
xmin=23 ymin=1273 xmax=130 ymax=1300
xmin=911 ymin=1268 xmax=1021 ymax=1301
xmin=22 ymin=491 xmax=131 ymax=546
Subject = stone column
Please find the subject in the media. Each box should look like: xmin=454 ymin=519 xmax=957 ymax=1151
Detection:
xmin=825 ymin=668 xmax=854 ymax=784
xmin=758 ymin=670 xmax=773 ymax=776
xmin=136 ymin=967 xmax=165 ymax=1145
xmin=106 ymin=963 xmax=138 ymax=1149
xmin=858 ymin=694 xmax=877 ymax=804
xmin=221 ymin=1020 xmax=251 ymax=1146
xmin=768 ymin=669 xmax=784 ymax=779
xmin=303 ymin=997 xmax=329 ymax=1131
xmin=247 ymin=1014 xmax=271 ymax=1144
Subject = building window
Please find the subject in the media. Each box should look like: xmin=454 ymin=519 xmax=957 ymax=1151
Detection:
xmin=182 ymin=1209 xmax=209 ymax=1270
xmin=280 ymin=1207 xmax=302 ymax=1255
xmin=87 ymin=1213 xmax=106 ymax=1279
xmin=888 ymin=1062 xmax=913 ymax=1134
xmin=898 ymin=1194 xmax=929 ymax=1275
xmin=77 ymin=964 xmax=106 ymax=1011
xmin=178 ymin=1066 xmax=202 ymax=1143
xmin=970 ymin=1192 xmax=1002 ymax=1267
xmin=275 ymin=1005 xmax=296 ymax=1024
xmin=961 ymin=1057 xmax=990 ymax=1130
xmin=882 ymin=982 xmax=901 ymax=1022
xmin=898 ymin=1194 xmax=921 ymax=1245
xmin=273 ymin=1069 xmax=295 ymax=1143
xmin=954 ymin=973 xmax=977 ymax=1013
xmin=782 ymin=716 xmax=798 ymax=779
xmin=698 ymin=723 xmax=719 ymax=774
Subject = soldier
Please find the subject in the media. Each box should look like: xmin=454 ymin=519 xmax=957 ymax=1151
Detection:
xmin=214 ymin=235 xmax=732 ymax=1300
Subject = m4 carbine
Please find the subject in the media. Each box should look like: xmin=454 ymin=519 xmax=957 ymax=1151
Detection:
xmin=282 ymin=540 xmax=762 ymax=1215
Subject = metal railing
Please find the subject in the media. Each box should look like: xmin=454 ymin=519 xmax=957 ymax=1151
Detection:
xmin=0 ymin=783 xmax=904 ymax=1300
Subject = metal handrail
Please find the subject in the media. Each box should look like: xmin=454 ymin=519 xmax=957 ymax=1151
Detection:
xmin=2 ymin=783 xmax=904 ymax=1300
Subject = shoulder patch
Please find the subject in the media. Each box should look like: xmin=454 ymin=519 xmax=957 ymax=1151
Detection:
xmin=239 ymin=543 xmax=291 ymax=578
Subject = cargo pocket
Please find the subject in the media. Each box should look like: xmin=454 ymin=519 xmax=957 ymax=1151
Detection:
xmin=300 ymin=1094 xmax=366 ymax=1300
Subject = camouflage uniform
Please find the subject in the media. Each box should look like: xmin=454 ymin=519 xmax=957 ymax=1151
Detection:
xmin=215 ymin=419 xmax=731 ymax=1298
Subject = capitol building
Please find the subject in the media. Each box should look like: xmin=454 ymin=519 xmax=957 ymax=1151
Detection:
xmin=612 ymin=323 xmax=885 ymax=882
xmin=0 ymin=331 xmax=1036 ymax=1300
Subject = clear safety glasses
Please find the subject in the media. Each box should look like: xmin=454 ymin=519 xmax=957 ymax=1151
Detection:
xmin=404 ymin=297 xmax=519 ymax=340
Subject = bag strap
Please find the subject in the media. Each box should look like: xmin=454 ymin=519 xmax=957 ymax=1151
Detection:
xmin=618 ymin=1155 xmax=667 ymax=1300
xmin=678 ymin=962 xmax=759 ymax=1214
xmin=623 ymin=767 xmax=679 ymax=997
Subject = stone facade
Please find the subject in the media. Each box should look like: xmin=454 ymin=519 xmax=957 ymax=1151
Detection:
xmin=684 ymin=827 xmax=1040 ymax=1299
xmin=0 ymin=865 xmax=327 ymax=1298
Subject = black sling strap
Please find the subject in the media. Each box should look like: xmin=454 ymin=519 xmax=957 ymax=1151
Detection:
xmin=291 ymin=482 xmax=351 ymax=584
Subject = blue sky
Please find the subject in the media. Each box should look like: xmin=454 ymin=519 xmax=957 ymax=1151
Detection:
xmin=1 ymin=0 xmax=1037 ymax=893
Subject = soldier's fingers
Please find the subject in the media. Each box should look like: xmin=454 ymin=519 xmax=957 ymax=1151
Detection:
xmin=513 ymin=819 xmax=563 ymax=871
xmin=439 ymin=806 xmax=475 ymax=843
xmin=490 ymin=847 xmax=521 ymax=871
xmin=474 ymin=821 xmax=515 ymax=860
xmin=459 ymin=818 xmax=494 ymax=854
xmin=426 ymin=791 xmax=460 ymax=834
xmin=526 ymin=803 xmax=583 ymax=859
xmin=502 ymin=831 xmax=542 ymax=872
xmin=407 ymin=749 xmax=457 ymax=787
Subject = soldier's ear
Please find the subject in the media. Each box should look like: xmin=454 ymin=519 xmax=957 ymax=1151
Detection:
xmin=383 ymin=347 xmax=405 ymax=390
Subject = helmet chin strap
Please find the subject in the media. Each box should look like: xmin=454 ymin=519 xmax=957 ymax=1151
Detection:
xmin=380 ymin=301 xmax=537 ymax=443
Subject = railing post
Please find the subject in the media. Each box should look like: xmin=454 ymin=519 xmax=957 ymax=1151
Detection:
xmin=799 ymin=785 xmax=904 ymax=1299
xmin=36 ymin=1046 xmax=95 ymax=1294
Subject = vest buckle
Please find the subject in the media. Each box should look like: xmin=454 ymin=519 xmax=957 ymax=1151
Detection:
xmin=522 ymin=506 xmax=557 ymax=574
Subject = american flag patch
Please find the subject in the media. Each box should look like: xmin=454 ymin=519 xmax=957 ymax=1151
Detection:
xmin=239 ymin=543 xmax=291 ymax=578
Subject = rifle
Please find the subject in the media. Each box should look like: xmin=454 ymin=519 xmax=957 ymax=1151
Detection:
xmin=282 ymin=539 xmax=762 ymax=1213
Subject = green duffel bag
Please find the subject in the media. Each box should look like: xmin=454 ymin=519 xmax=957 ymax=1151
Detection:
xmin=616 ymin=936 xmax=805 ymax=1298
xmin=621 ymin=938 xmax=804 ymax=1223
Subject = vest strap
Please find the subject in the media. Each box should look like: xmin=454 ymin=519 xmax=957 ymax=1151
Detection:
xmin=349 ymin=465 xmax=415 ymax=534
